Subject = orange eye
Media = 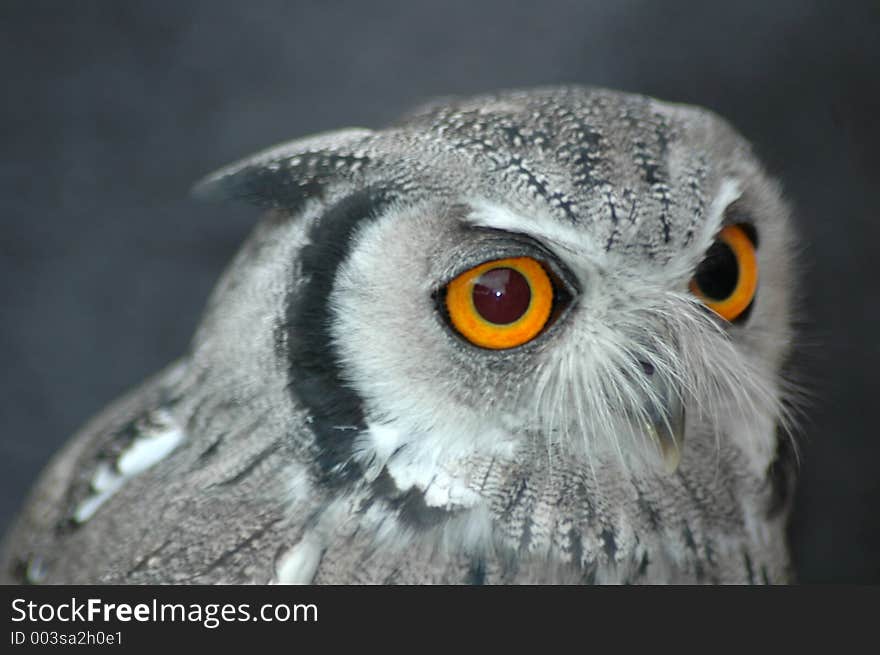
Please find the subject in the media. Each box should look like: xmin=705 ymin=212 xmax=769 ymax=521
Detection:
xmin=444 ymin=256 xmax=555 ymax=349
xmin=689 ymin=224 xmax=758 ymax=322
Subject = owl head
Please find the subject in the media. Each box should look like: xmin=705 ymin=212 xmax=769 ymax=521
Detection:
xmin=193 ymin=86 xmax=797 ymax=515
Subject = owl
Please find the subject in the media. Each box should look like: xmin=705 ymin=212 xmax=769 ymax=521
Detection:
xmin=1 ymin=86 xmax=799 ymax=584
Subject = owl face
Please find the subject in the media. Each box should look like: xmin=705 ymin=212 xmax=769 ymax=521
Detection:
xmin=199 ymin=86 xmax=796 ymax=508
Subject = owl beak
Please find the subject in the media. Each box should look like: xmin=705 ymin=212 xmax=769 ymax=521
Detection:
xmin=643 ymin=388 xmax=686 ymax=475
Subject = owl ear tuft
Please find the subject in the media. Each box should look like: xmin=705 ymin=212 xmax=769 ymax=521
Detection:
xmin=191 ymin=128 xmax=376 ymax=209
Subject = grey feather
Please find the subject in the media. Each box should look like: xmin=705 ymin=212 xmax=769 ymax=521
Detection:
xmin=1 ymin=86 xmax=798 ymax=584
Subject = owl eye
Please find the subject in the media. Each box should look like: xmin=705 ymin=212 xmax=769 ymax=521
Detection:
xmin=444 ymin=256 xmax=557 ymax=349
xmin=689 ymin=224 xmax=758 ymax=322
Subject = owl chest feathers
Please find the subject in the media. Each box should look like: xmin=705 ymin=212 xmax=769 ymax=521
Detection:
xmin=271 ymin=417 xmax=790 ymax=584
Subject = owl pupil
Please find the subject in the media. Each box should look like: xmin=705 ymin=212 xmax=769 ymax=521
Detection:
xmin=694 ymin=240 xmax=738 ymax=300
xmin=472 ymin=267 xmax=531 ymax=324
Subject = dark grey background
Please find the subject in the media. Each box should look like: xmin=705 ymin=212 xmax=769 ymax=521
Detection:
xmin=2 ymin=1 xmax=878 ymax=582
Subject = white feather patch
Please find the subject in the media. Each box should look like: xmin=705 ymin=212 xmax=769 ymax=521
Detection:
xmin=273 ymin=536 xmax=323 ymax=585
xmin=363 ymin=421 xmax=483 ymax=510
xmin=72 ymin=410 xmax=185 ymax=523
xmin=116 ymin=425 xmax=184 ymax=476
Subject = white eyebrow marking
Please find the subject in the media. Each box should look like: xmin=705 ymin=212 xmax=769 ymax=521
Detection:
xmin=466 ymin=179 xmax=743 ymax=276
xmin=465 ymin=199 xmax=594 ymax=259
xmin=708 ymin=178 xmax=742 ymax=228
xmin=72 ymin=409 xmax=185 ymax=524
xmin=462 ymin=199 xmax=605 ymax=286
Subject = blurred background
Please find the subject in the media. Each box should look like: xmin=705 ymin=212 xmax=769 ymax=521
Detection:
xmin=1 ymin=0 xmax=878 ymax=582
